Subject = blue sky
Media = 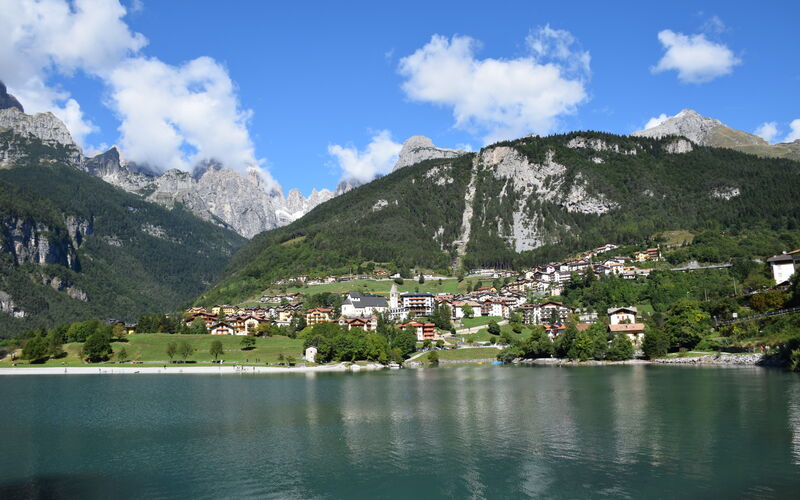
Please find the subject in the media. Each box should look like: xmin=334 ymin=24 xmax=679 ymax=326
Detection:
xmin=2 ymin=0 xmax=799 ymax=195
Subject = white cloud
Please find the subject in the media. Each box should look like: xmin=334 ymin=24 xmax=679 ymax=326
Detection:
xmin=786 ymin=119 xmax=800 ymax=143
xmin=398 ymin=28 xmax=589 ymax=144
xmin=106 ymin=56 xmax=275 ymax=188
xmin=0 ymin=0 xmax=146 ymax=146
xmin=643 ymin=113 xmax=670 ymax=130
xmin=652 ymin=29 xmax=740 ymax=84
xmin=328 ymin=130 xmax=402 ymax=183
xmin=0 ymin=0 xmax=276 ymax=188
xmin=753 ymin=122 xmax=779 ymax=143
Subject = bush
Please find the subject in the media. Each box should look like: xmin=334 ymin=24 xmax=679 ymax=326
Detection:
xmin=428 ymin=350 xmax=439 ymax=366
xmin=83 ymin=331 xmax=112 ymax=362
xmin=606 ymin=334 xmax=634 ymax=361
xmin=642 ymin=328 xmax=669 ymax=359
xmin=22 ymin=335 xmax=49 ymax=363
xmin=487 ymin=321 xmax=501 ymax=335
xmin=497 ymin=346 xmax=522 ymax=363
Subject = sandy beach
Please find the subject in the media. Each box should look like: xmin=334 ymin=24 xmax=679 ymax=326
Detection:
xmin=0 ymin=362 xmax=386 ymax=376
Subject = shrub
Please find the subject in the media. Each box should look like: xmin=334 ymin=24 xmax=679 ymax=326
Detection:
xmin=606 ymin=334 xmax=634 ymax=361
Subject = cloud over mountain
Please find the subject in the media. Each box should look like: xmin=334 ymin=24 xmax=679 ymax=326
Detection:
xmin=0 ymin=0 xmax=274 ymax=187
xmin=398 ymin=27 xmax=590 ymax=144
xmin=328 ymin=130 xmax=402 ymax=184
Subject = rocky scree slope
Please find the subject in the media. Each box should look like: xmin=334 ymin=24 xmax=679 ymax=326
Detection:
xmin=198 ymin=131 xmax=800 ymax=305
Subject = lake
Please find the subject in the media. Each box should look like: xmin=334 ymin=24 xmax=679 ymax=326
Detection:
xmin=1 ymin=365 xmax=799 ymax=498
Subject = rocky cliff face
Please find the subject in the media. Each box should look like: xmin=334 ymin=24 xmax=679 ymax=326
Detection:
xmin=0 ymin=216 xmax=88 ymax=270
xmin=393 ymin=136 xmax=467 ymax=171
xmin=82 ymin=150 xmax=336 ymax=238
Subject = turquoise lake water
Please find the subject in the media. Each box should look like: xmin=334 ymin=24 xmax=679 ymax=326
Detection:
xmin=1 ymin=365 xmax=799 ymax=498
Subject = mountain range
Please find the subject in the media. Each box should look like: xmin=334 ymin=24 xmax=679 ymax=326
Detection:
xmin=3 ymin=76 xmax=800 ymax=329
xmin=197 ymin=128 xmax=800 ymax=306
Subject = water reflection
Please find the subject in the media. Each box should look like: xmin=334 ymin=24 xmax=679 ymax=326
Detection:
xmin=1 ymin=367 xmax=799 ymax=498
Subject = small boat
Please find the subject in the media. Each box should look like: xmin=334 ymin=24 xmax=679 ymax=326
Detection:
xmin=388 ymin=362 xmax=401 ymax=369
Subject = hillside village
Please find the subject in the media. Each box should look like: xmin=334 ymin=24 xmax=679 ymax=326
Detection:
xmin=178 ymin=237 xmax=800 ymax=361
xmin=184 ymin=243 xmax=665 ymax=347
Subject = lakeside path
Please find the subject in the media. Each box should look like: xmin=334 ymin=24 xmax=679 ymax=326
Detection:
xmin=0 ymin=362 xmax=385 ymax=376
xmin=454 ymin=319 xmax=509 ymax=335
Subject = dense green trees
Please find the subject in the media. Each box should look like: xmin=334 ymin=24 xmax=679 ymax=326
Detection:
xmin=606 ymin=334 xmax=634 ymax=361
xmin=82 ymin=331 xmax=112 ymax=362
xmin=301 ymin=322 xmax=416 ymax=364
xmin=663 ymin=300 xmax=712 ymax=350
xmin=21 ymin=334 xmax=49 ymax=363
xmin=642 ymin=328 xmax=670 ymax=359
xmin=0 ymin=147 xmax=245 ymax=338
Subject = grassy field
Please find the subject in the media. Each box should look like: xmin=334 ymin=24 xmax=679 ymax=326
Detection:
xmin=458 ymin=324 xmax=535 ymax=343
xmin=457 ymin=316 xmax=503 ymax=329
xmin=1 ymin=334 xmax=305 ymax=366
xmin=415 ymin=347 xmax=501 ymax=362
xmin=277 ymin=278 xmax=465 ymax=297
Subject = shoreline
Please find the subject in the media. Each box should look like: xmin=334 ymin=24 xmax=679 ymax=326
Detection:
xmin=0 ymin=362 xmax=386 ymax=376
xmin=0 ymin=353 xmax=787 ymax=375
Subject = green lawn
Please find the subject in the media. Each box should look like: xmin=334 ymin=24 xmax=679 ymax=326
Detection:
xmin=278 ymin=278 xmax=464 ymax=297
xmin=458 ymin=324 xmax=535 ymax=343
xmin=1 ymin=334 xmax=305 ymax=366
xmin=457 ymin=316 xmax=503 ymax=329
xmin=415 ymin=347 xmax=501 ymax=362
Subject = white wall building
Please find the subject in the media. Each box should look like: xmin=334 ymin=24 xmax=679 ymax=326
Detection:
xmin=768 ymin=254 xmax=797 ymax=285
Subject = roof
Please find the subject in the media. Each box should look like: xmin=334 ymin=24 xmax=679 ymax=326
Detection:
xmin=306 ymin=307 xmax=333 ymax=313
xmin=400 ymin=292 xmax=434 ymax=298
xmin=608 ymin=307 xmax=638 ymax=314
xmin=609 ymin=323 xmax=646 ymax=332
xmin=767 ymin=254 xmax=795 ymax=263
xmin=343 ymin=292 xmax=388 ymax=308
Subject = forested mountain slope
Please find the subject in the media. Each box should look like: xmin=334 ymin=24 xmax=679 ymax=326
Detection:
xmin=198 ymin=131 xmax=800 ymax=305
xmin=0 ymin=129 xmax=246 ymax=337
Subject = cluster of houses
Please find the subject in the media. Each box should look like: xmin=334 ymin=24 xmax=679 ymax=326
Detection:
xmin=186 ymin=243 xmax=659 ymax=346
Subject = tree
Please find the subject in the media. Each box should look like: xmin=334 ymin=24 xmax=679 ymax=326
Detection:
xmin=436 ymin=339 xmax=444 ymax=348
xmin=487 ymin=321 xmax=501 ymax=336
xmin=428 ymin=350 xmax=439 ymax=366
xmin=663 ymin=300 xmax=711 ymax=350
xmin=189 ymin=318 xmax=207 ymax=335
xmin=567 ymin=328 xmax=595 ymax=361
xmin=419 ymin=274 xmax=425 ymax=284
xmin=394 ymin=277 xmax=404 ymax=285
xmin=112 ymin=323 xmax=126 ymax=341
xmin=117 ymin=347 xmax=129 ymax=363
xmin=606 ymin=334 xmax=634 ymax=361
xmin=520 ymin=328 xmax=554 ymax=358
xmin=512 ymin=323 xmax=523 ymax=334
xmin=209 ymin=340 xmax=224 ymax=361
xmin=166 ymin=342 xmax=177 ymax=362
xmin=178 ymin=341 xmax=194 ymax=361
xmin=422 ymin=339 xmax=432 ymax=349
xmin=83 ymin=331 xmax=112 ymax=362
xmin=497 ymin=346 xmax=522 ymax=363
xmin=22 ymin=335 xmax=49 ymax=363
xmin=462 ymin=304 xmax=474 ymax=319
xmin=285 ymin=355 xmax=297 ymax=366
xmin=45 ymin=329 xmax=65 ymax=359
xmin=642 ymin=328 xmax=669 ymax=359
xmin=241 ymin=336 xmax=256 ymax=350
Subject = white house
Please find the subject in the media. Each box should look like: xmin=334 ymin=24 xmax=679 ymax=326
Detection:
xmin=768 ymin=253 xmax=798 ymax=285
xmin=341 ymin=292 xmax=389 ymax=317
xmin=608 ymin=307 xmax=638 ymax=325
xmin=304 ymin=346 xmax=318 ymax=363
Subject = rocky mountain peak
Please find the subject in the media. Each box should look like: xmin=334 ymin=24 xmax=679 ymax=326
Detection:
xmin=0 ymin=81 xmax=24 ymax=112
xmin=0 ymin=107 xmax=80 ymax=150
xmin=392 ymin=135 xmax=467 ymax=171
xmin=632 ymin=109 xmax=766 ymax=147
